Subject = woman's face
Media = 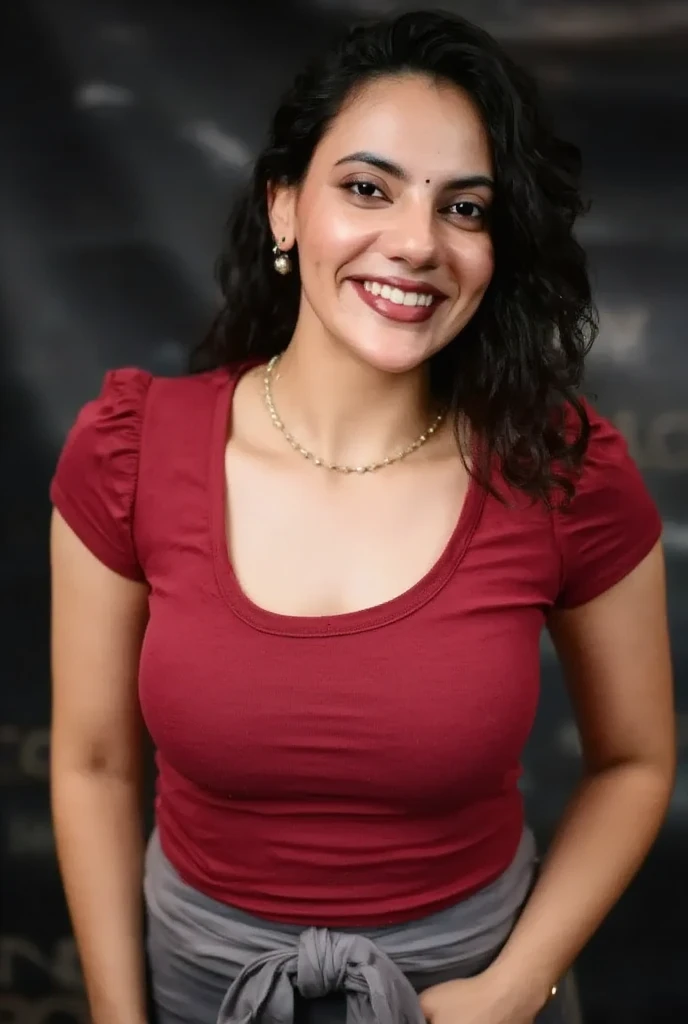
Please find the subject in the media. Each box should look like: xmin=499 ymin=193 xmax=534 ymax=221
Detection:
xmin=270 ymin=73 xmax=495 ymax=375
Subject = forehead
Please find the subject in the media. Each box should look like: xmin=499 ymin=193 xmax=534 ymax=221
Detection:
xmin=316 ymin=74 xmax=492 ymax=175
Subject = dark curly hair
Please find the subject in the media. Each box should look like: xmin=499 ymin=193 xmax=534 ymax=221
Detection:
xmin=190 ymin=9 xmax=597 ymax=503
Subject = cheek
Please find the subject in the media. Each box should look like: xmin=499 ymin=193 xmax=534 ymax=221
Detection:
xmin=297 ymin=197 xmax=373 ymax=275
xmin=451 ymin=236 xmax=494 ymax=292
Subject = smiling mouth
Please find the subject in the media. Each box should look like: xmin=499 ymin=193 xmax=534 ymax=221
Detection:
xmin=348 ymin=277 xmax=446 ymax=323
xmin=362 ymin=280 xmax=437 ymax=307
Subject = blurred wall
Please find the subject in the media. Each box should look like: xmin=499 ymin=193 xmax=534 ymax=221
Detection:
xmin=1 ymin=2 xmax=686 ymax=1023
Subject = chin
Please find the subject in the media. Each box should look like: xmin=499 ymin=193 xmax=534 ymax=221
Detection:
xmin=346 ymin=336 xmax=442 ymax=376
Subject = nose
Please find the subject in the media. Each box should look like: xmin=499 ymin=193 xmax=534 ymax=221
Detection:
xmin=381 ymin=196 xmax=440 ymax=270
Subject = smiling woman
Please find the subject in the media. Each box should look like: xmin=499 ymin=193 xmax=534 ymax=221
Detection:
xmin=195 ymin=17 xmax=594 ymax=501
xmin=49 ymin=9 xmax=673 ymax=1024
xmin=264 ymin=74 xmax=495 ymax=377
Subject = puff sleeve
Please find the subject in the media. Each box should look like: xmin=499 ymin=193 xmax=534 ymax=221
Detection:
xmin=553 ymin=401 xmax=663 ymax=609
xmin=50 ymin=368 xmax=153 ymax=581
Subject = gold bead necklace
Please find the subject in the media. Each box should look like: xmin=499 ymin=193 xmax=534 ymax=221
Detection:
xmin=262 ymin=354 xmax=446 ymax=474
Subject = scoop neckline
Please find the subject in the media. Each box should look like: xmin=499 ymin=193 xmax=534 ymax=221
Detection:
xmin=209 ymin=362 xmax=486 ymax=637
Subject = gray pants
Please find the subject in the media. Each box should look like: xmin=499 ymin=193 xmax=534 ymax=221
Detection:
xmin=144 ymin=829 xmax=583 ymax=1024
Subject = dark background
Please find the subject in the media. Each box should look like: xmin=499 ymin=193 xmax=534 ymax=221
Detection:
xmin=1 ymin=2 xmax=687 ymax=1022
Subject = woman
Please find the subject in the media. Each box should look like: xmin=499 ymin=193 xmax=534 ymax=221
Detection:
xmin=49 ymin=10 xmax=675 ymax=1024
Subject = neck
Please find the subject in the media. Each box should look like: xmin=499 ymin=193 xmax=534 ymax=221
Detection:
xmin=269 ymin=329 xmax=435 ymax=469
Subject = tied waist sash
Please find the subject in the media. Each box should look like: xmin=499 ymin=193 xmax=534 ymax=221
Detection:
xmin=144 ymin=828 xmax=537 ymax=1024
xmin=217 ymin=926 xmax=427 ymax=1024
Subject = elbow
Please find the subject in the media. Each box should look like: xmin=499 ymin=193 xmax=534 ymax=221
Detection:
xmin=584 ymin=750 xmax=677 ymax=822
xmin=637 ymin=740 xmax=677 ymax=799
xmin=50 ymin=729 xmax=143 ymax=785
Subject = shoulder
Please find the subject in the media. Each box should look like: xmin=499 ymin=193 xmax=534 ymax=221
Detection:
xmin=60 ymin=365 xmax=233 ymax=451
xmin=49 ymin=366 xmax=232 ymax=579
xmin=54 ymin=366 xmax=230 ymax=462
xmin=552 ymin=396 xmax=662 ymax=608
xmin=560 ymin=396 xmax=650 ymax=512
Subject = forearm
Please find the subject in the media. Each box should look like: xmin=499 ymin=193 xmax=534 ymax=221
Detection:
xmin=486 ymin=760 xmax=674 ymax=1013
xmin=52 ymin=769 xmax=147 ymax=1024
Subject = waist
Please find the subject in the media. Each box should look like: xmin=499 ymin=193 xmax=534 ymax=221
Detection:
xmin=154 ymin=768 xmax=526 ymax=927
xmin=145 ymin=823 xmax=536 ymax=988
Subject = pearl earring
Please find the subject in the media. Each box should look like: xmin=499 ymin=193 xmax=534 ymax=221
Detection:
xmin=273 ymin=237 xmax=292 ymax=275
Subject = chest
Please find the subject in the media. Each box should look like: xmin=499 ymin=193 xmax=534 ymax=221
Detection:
xmin=223 ymin=443 xmax=470 ymax=617
xmin=140 ymin=597 xmax=545 ymax=808
xmin=138 ymin=442 xmax=561 ymax=806
xmin=139 ymin=498 xmax=558 ymax=808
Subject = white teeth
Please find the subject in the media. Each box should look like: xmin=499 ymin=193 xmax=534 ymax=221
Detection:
xmin=362 ymin=280 xmax=435 ymax=307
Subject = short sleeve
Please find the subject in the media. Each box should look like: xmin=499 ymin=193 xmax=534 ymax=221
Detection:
xmin=553 ymin=401 xmax=663 ymax=609
xmin=50 ymin=368 xmax=153 ymax=581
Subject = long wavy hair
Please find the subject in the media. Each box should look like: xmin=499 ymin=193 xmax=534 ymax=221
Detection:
xmin=190 ymin=9 xmax=597 ymax=503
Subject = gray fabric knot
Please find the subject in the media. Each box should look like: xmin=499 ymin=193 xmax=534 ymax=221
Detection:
xmin=216 ymin=925 xmax=426 ymax=1024
xmin=296 ymin=927 xmax=350 ymax=998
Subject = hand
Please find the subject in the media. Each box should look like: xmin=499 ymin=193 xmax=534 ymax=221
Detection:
xmin=418 ymin=970 xmax=542 ymax=1024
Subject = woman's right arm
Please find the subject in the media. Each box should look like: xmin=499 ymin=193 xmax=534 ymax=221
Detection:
xmin=50 ymin=508 xmax=150 ymax=1024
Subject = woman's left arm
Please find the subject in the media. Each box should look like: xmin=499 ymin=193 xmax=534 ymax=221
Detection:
xmin=485 ymin=538 xmax=675 ymax=1015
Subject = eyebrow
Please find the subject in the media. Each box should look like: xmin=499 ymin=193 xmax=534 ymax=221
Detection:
xmin=334 ymin=151 xmax=495 ymax=191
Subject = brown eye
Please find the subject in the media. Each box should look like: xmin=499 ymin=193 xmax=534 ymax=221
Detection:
xmin=446 ymin=200 xmax=485 ymax=221
xmin=343 ymin=181 xmax=386 ymax=200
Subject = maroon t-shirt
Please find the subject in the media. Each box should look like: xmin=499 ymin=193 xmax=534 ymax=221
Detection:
xmin=50 ymin=364 xmax=662 ymax=926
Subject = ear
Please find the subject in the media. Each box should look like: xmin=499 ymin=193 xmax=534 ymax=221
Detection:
xmin=267 ymin=180 xmax=297 ymax=250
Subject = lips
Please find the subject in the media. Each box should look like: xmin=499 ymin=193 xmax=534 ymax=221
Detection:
xmin=348 ymin=276 xmax=447 ymax=324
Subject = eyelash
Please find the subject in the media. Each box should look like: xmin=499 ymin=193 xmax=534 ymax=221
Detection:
xmin=342 ymin=180 xmax=487 ymax=223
